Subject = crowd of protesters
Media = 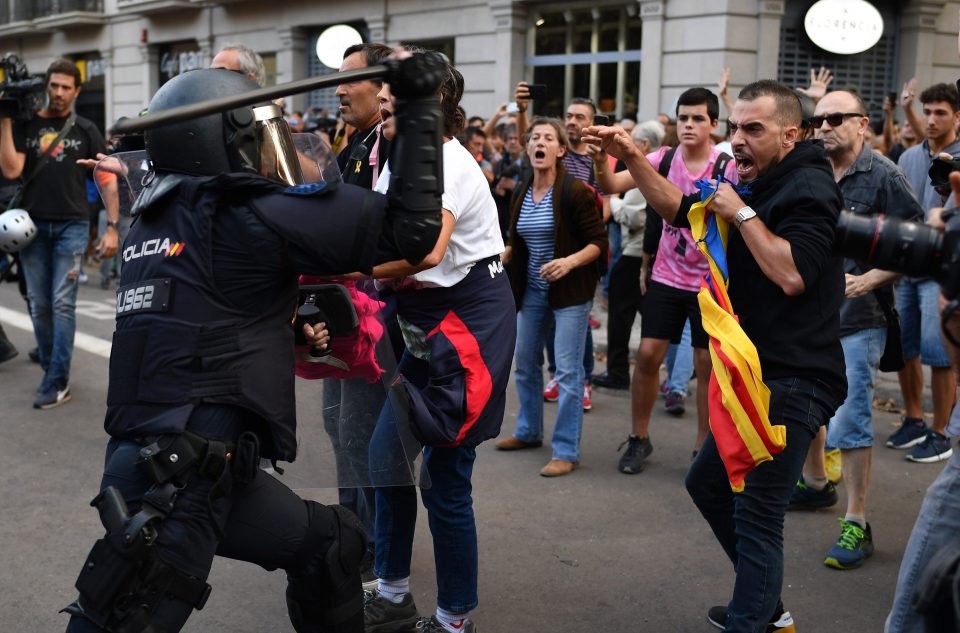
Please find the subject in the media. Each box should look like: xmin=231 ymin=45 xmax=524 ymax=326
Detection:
xmin=1 ymin=40 xmax=959 ymax=633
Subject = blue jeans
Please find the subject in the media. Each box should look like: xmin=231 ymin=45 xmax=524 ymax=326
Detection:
xmin=371 ymin=352 xmax=479 ymax=613
xmin=513 ymin=287 xmax=591 ymax=462
xmin=19 ymin=220 xmax=88 ymax=391
xmin=897 ymin=278 xmax=951 ymax=367
xmin=545 ymin=320 xmax=594 ymax=380
xmin=665 ymin=319 xmax=694 ymax=396
xmin=685 ymin=377 xmax=838 ymax=633
xmin=827 ymin=327 xmax=886 ymax=450
xmin=886 ymin=447 xmax=960 ymax=633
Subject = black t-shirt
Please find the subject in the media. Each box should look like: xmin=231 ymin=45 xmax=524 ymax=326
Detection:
xmin=13 ymin=113 xmax=107 ymax=221
xmin=673 ymin=141 xmax=847 ymax=407
xmin=336 ymin=124 xmax=388 ymax=189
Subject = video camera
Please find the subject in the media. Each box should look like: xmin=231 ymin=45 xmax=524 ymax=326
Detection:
xmin=0 ymin=53 xmax=46 ymax=120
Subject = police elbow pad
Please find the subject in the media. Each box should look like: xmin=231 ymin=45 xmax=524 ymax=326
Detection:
xmin=390 ymin=203 xmax=443 ymax=265
xmin=389 ymin=92 xmax=443 ymax=265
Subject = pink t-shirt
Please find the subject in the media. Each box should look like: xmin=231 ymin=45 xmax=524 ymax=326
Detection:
xmin=646 ymin=145 xmax=739 ymax=292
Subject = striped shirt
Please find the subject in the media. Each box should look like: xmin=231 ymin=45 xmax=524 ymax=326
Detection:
xmin=516 ymin=187 xmax=555 ymax=291
xmin=562 ymin=151 xmax=603 ymax=195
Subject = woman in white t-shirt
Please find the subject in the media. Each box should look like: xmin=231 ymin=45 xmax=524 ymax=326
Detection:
xmin=364 ymin=56 xmax=515 ymax=633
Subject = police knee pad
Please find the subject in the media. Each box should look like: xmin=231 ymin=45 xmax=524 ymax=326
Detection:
xmin=286 ymin=503 xmax=367 ymax=633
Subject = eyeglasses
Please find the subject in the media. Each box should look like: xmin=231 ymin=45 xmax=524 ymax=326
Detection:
xmin=809 ymin=112 xmax=865 ymax=128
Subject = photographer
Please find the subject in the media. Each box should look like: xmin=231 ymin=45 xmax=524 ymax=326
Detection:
xmin=0 ymin=58 xmax=117 ymax=409
xmin=885 ymin=170 xmax=960 ymax=633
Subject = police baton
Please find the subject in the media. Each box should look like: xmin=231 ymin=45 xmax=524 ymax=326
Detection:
xmin=110 ymin=65 xmax=389 ymax=136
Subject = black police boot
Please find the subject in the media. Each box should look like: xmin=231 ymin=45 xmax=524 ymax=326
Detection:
xmin=0 ymin=325 xmax=18 ymax=364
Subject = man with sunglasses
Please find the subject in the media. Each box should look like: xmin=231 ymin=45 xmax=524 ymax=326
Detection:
xmin=789 ymin=90 xmax=922 ymax=571
xmin=585 ymin=79 xmax=847 ymax=633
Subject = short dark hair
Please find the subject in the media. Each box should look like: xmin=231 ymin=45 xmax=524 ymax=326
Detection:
xmin=920 ymin=83 xmax=959 ymax=113
xmin=676 ymin=87 xmax=720 ymax=122
xmin=738 ymin=80 xmax=802 ymax=127
xmin=569 ymin=97 xmax=597 ymax=115
xmin=46 ymin=58 xmax=81 ymax=88
xmin=342 ymin=42 xmax=393 ymax=67
xmin=465 ymin=125 xmax=486 ymax=141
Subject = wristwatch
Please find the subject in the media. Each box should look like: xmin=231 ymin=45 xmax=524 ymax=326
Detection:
xmin=735 ymin=206 xmax=757 ymax=228
xmin=106 ymin=219 xmax=120 ymax=231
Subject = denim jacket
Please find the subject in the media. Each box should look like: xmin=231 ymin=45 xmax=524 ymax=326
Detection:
xmin=839 ymin=144 xmax=923 ymax=336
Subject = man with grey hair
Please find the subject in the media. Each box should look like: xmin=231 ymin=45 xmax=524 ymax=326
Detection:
xmin=790 ymin=89 xmax=922 ymax=572
xmin=592 ymin=120 xmax=665 ymax=389
xmin=211 ymin=44 xmax=266 ymax=87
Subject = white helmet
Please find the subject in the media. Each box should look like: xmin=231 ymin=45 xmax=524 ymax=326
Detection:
xmin=0 ymin=208 xmax=37 ymax=254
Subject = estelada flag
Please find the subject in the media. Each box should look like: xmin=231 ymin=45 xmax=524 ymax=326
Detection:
xmin=687 ymin=179 xmax=786 ymax=492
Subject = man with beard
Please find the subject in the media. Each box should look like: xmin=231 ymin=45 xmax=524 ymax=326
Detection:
xmin=585 ymin=79 xmax=846 ymax=633
xmin=0 ymin=58 xmax=117 ymax=409
xmin=789 ymin=90 xmax=922 ymax=571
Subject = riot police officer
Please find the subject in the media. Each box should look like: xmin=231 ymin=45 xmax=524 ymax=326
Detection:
xmin=63 ymin=53 xmax=445 ymax=633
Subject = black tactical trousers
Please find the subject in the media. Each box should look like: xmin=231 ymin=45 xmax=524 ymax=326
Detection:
xmin=66 ymin=405 xmax=363 ymax=633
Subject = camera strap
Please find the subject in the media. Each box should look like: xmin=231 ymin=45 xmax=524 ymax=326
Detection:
xmin=8 ymin=111 xmax=77 ymax=209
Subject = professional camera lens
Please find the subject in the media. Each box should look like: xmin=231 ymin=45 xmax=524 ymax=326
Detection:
xmin=835 ymin=211 xmax=943 ymax=278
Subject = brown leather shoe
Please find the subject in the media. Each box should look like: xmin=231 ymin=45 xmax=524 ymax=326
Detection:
xmin=540 ymin=459 xmax=579 ymax=477
xmin=495 ymin=436 xmax=543 ymax=451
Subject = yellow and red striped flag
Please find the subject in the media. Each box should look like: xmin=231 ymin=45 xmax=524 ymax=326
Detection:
xmin=688 ymin=182 xmax=786 ymax=492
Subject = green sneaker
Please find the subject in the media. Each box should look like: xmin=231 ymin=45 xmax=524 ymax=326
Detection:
xmin=824 ymin=519 xmax=874 ymax=570
xmin=364 ymin=590 xmax=421 ymax=633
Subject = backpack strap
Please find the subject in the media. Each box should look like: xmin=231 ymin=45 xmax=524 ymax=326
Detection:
xmin=658 ymin=146 xmax=678 ymax=179
xmin=712 ymin=152 xmax=732 ymax=182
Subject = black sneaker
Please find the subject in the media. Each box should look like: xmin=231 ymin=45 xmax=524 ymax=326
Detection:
xmin=788 ymin=476 xmax=837 ymax=510
xmin=906 ymin=430 xmax=953 ymax=463
xmin=364 ymin=590 xmax=420 ymax=633
xmin=617 ymin=435 xmax=652 ymax=474
xmin=592 ymin=372 xmax=630 ymax=390
xmin=416 ymin=616 xmax=477 ymax=632
xmin=707 ymin=605 xmax=795 ymax=632
xmin=0 ymin=326 xmax=17 ymax=364
xmin=886 ymin=417 xmax=928 ymax=449
xmin=33 ymin=383 xmax=71 ymax=410
xmin=28 ymin=347 xmax=40 ymax=364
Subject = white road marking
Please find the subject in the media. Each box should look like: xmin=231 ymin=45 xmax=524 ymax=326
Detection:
xmin=75 ymin=299 xmax=118 ymax=321
xmin=0 ymin=305 xmax=112 ymax=359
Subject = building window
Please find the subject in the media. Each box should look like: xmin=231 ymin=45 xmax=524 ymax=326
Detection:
xmin=526 ymin=3 xmax=642 ymax=119
xmin=306 ymin=21 xmax=370 ymax=113
xmin=157 ymin=41 xmax=201 ymax=87
xmin=778 ymin=0 xmax=899 ymax=124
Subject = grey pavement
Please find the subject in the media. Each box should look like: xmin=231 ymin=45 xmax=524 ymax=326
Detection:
xmin=0 ymin=279 xmax=948 ymax=632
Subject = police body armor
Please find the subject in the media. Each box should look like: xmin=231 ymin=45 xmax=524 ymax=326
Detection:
xmin=104 ymin=175 xmax=299 ymax=460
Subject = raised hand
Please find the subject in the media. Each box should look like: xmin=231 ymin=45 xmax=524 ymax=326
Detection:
xmin=796 ymin=66 xmax=833 ymax=102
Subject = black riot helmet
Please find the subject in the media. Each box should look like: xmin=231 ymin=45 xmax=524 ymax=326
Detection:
xmin=145 ymin=68 xmax=261 ymax=176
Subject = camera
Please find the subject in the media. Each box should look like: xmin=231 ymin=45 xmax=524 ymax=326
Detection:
xmin=835 ymin=156 xmax=960 ymax=304
xmin=0 ymin=53 xmax=46 ymax=120
xmin=835 ymin=210 xmax=960 ymax=303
